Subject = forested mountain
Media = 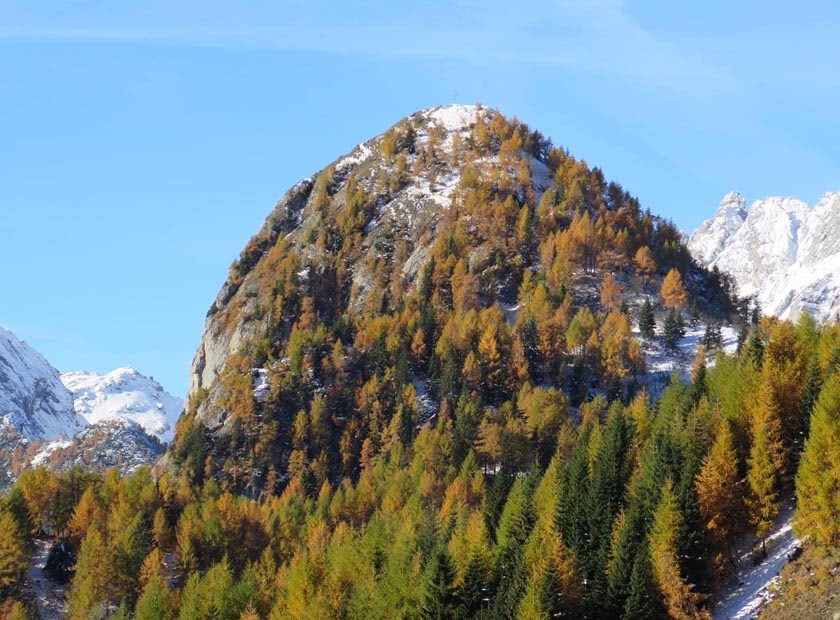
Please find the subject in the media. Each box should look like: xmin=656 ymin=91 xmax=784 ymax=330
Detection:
xmin=3 ymin=105 xmax=838 ymax=620
xmin=167 ymin=103 xmax=737 ymax=496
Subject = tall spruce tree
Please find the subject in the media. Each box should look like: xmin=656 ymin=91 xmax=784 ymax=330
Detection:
xmin=420 ymin=546 xmax=457 ymax=620
xmin=649 ymin=480 xmax=711 ymax=620
xmin=623 ymin=541 xmax=659 ymax=620
xmin=584 ymin=406 xmax=633 ymax=614
xmin=663 ymin=309 xmax=685 ymax=350
xmin=794 ymin=375 xmax=840 ymax=546
xmin=638 ymin=299 xmax=655 ymax=339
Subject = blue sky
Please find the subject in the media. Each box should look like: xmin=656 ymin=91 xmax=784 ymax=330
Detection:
xmin=2 ymin=1 xmax=839 ymax=397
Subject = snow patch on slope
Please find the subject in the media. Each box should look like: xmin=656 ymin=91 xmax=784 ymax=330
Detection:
xmin=712 ymin=498 xmax=799 ymax=620
xmin=425 ymin=103 xmax=481 ymax=132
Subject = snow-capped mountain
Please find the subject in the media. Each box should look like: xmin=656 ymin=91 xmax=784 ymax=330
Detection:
xmin=0 ymin=325 xmax=181 ymax=486
xmin=61 ymin=368 xmax=183 ymax=442
xmin=0 ymin=326 xmax=87 ymax=442
xmin=689 ymin=191 xmax=840 ymax=322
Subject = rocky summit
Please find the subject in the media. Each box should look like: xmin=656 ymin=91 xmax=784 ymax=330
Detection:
xmin=689 ymin=191 xmax=840 ymax=322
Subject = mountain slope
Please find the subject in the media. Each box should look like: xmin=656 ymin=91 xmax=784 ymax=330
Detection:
xmin=689 ymin=191 xmax=840 ymax=321
xmin=169 ymin=103 xmax=738 ymax=495
xmin=0 ymin=326 xmax=86 ymax=442
xmin=61 ymin=367 xmax=183 ymax=442
xmin=30 ymin=418 xmax=165 ymax=475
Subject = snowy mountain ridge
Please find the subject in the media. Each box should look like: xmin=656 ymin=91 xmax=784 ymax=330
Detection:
xmin=0 ymin=326 xmax=86 ymax=442
xmin=688 ymin=191 xmax=840 ymax=322
xmin=0 ymin=325 xmax=181 ymax=486
xmin=61 ymin=367 xmax=183 ymax=442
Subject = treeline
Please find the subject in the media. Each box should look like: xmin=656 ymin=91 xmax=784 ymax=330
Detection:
xmin=2 ymin=314 xmax=838 ymax=618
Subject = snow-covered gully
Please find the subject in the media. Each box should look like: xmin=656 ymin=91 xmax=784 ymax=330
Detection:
xmin=711 ymin=497 xmax=799 ymax=620
xmin=26 ymin=539 xmax=67 ymax=620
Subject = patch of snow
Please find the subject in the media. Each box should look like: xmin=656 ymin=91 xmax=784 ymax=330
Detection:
xmin=634 ymin=321 xmax=739 ymax=399
xmin=424 ymin=104 xmax=481 ymax=132
xmin=500 ymin=302 xmax=521 ymax=326
xmin=412 ymin=376 xmax=437 ymax=424
xmin=26 ymin=539 xmax=67 ymax=620
xmin=712 ymin=498 xmax=799 ymax=620
xmin=30 ymin=439 xmax=73 ymax=467
xmin=252 ymin=368 xmax=270 ymax=402
xmin=335 ymin=141 xmax=373 ymax=174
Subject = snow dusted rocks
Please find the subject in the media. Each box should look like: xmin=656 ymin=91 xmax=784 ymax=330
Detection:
xmin=0 ymin=326 xmax=86 ymax=442
xmin=689 ymin=191 xmax=840 ymax=322
xmin=61 ymin=367 xmax=183 ymax=443
xmin=30 ymin=418 xmax=165 ymax=476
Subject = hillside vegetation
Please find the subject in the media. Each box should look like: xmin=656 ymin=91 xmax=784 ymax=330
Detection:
xmin=3 ymin=106 xmax=838 ymax=619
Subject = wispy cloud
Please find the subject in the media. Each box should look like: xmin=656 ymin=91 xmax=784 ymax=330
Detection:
xmin=0 ymin=0 xmax=737 ymax=94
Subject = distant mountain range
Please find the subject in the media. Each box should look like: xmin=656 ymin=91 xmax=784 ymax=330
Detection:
xmin=0 ymin=325 xmax=182 ymax=486
xmin=689 ymin=191 xmax=840 ymax=322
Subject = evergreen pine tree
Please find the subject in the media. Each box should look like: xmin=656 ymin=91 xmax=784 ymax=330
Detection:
xmin=794 ymin=375 xmax=840 ymax=546
xmin=649 ymin=480 xmax=711 ymax=620
xmin=556 ymin=425 xmax=591 ymax=560
xmin=456 ymin=553 xmax=488 ymax=619
xmin=702 ymin=322 xmax=722 ymax=352
xmin=794 ymin=361 xmax=822 ymax=458
xmin=623 ymin=542 xmax=658 ymax=620
xmin=638 ymin=299 xmax=655 ymax=339
xmin=584 ymin=408 xmax=633 ymax=614
xmin=743 ymin=328 xmax=764 ymax=367
xmin=484 ymin=471 xmax=514 ymax=539
xmin=420 ymin=546 xmax=457 ymax=620
xmin=663 ymin=309 xmax=685 ymax=350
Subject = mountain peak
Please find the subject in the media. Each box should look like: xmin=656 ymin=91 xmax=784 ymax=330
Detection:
xmin=719 ymin=190 xmax=745 ymax=210
xmin=61 ymin=367 xmax=183 ymax=442
xmin=0 ymin=326 xmax=86 ymax=442
xmin=419 ymin=103 xmax=483 ymax=131
xmin=690 ymin=191 xmax=840 ymax=321
xmin=687 ymin=191 xmax=747 ymax=264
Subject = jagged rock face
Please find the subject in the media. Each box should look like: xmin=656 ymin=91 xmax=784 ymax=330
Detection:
xmin=30 ymin=419 xmax=164 ymax=475
xmin=187 ymin=104 xmax=552 ymax=401
xmin=0 ymin=326 xmax=86 ymax=442
xmin=61 ymin=367 xmax=183 ymax=443
xmin=689 ymin=192 xmax=840 ymax=321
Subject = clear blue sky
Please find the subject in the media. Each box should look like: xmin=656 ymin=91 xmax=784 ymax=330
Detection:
xmin=2 ymin=1 xmax=839 ymax=398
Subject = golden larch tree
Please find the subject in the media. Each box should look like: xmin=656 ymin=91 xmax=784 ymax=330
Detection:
xmin=659 ymin=268 xmax=688 ymax=310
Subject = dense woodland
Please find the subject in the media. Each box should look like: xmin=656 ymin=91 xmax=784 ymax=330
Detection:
xmin=1 ymin=315 xmax=839 ymax=619
xmin=3 ymin=109 xmax=838 ymax=619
